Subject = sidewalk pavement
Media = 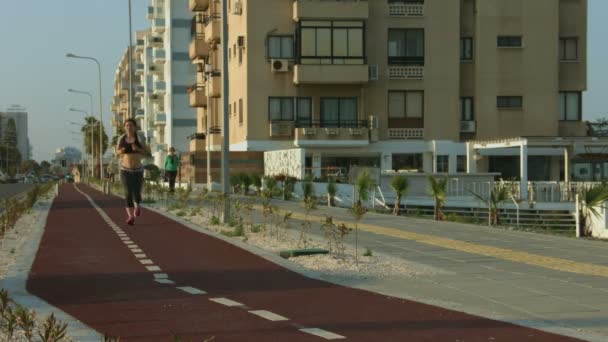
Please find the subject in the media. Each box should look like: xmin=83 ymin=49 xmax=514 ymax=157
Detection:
xmin=24 ymin=184 xmax=586 ymax=341
xmin=235 ymin=196 xmax=608 ymax=341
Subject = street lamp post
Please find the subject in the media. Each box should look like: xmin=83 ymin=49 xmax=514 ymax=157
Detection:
xmin=127 ymin=0 xmax=134 ymax=120
xmin=69 ymin=122 xmax=87 ymax=178
xmin=70 ymin=108 xmax=94 ymax=178
xmin=66 ymin=53 xmax=104 ymax=179
xmin=221 ymin=0 xmax=230 ymax=223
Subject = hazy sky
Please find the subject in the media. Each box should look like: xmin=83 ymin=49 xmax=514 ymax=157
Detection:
xmin=1 ymin=1 xmax=607 ymax=162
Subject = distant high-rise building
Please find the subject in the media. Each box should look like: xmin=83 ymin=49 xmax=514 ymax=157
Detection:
xmin=53 ymin=147 xmax=82 ymax=168
xmin=4 ymin=105 xmax=30 ymax=160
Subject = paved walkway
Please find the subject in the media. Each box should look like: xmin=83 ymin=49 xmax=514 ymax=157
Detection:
xmin=24 ymin=184 xmax=584 ymax=341
xmin=243 ymin=197 xmax=608 ymax=341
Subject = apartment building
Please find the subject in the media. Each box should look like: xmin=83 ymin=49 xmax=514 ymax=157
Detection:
xmin=2 ymin=105 xmax=30 ymax=160
xmin=186 ymin=0 xmax=593 ymax=182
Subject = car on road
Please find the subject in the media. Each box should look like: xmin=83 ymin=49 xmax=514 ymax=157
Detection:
xmin=65 ymin=174 xmax=74 ymax=183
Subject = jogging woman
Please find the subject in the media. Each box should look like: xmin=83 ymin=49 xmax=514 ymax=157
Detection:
xmin=116 ymin=119 xmax=149 ymax=225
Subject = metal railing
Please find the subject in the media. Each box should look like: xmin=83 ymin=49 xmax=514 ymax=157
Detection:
xmin=295 ymin=120 xmax=368 ymax=128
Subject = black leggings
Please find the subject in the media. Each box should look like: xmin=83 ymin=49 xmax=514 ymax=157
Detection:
xmin=166 ymin=170 xmax=177 ymax=191
xmin=121 ymin=170 xmax=143 ymax=208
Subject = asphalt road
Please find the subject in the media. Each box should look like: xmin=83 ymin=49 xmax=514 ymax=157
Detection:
xmin=0 ymin=183 xmax=33 ymax=201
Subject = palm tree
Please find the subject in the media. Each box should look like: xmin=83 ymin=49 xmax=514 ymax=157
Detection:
xmin=352 ymin=169 xmax=373 ymax=264
xmin=428 ymin=176 xmax=448 ymax=221
xmin=579 ymin=183 xmax=608 ymax=236
xmin=471 ymin=182 xmax=513 ymax=225
xmin=327 ymin=176 xmax=337 ymax=207
xmin=391 ymin=175 xmax=409 ymax=216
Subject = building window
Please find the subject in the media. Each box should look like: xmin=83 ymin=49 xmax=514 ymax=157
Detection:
xmin=320 ymin=98 xmax=358 ymax=127
xmin=296 ymin=97 xmax=312 ymax=127
xmin=436 ymin=155 xmax=449 ymax=173
xmin=238 ymin=48 xmax=243 ymax=64
xmin=559 ymin=37 xmax=578 ymax=61
xmin=388 ymin=29 xmax=424 ymax=65
xmin=559 ymin=92 xmax=581 ymax=121
xmin=461 ymin=97 xmax=474 ymax=120
xmin=497 ymin=96 xmax=523 ymax=109
xmin=269 ymin=97 xmax=294 ymax=121
xmin=268 ymin=35 xmax=294 ymax=59
xmin=299 ymin=21 xmax=365 ymax=65
xmin=461 ymin=37 xmax=473 ymax=61
xmin=457 ymin=155 xmax=467 ymax=173
xmin=388 ymin=91 xmax=423 ymax=118
xmin=239 ymin=99 xmax=243 ymax=124
xmin=497 ymin=35 xmax=522 ymax=48
xmin=393 ymin=153 xmax=422 ymax=172
xmin=228 ymin=103 xmax=232 ymax=116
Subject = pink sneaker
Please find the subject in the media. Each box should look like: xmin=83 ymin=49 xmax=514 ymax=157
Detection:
xmin=126 ymin=217 xmax=135 ymax=226
xmin=134 ymin=207 xmax=141 ymax=217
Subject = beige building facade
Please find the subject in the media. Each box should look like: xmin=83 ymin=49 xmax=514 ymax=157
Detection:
xmin=187 ymin=0 xmax=593 ymax=181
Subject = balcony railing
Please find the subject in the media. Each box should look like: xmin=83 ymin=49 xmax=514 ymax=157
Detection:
xmin=388 ymin=3 xmax=425 ymax=17
xmin=135 ymin=109 xmax=145 ymax=118
xmin=134 ymin=63 xmax=145 ymax=75
xmin=152 ymin=19 xmax=165 ymax=33
xmin=154 ymin=81 xmax=167 ymax=93
xmin=388 ymin=128 xmax=424 ymax=139
xmin=388 ymin=66 xmax=424 ymax=79
xmin=153 ymin=48 xmax=166 ymax=64
xmin=154 ymin=113 xmax=167 ymax=125
xmin=296 ymin=120 xmax=369 ymax=129
xmin=189 ymin=0 xmax=210 ymax=12
xmin=293 ymin=0 xmax=369 ymax=21
xmin=189 ymin=35 xmax=209 ymax=60
xmin=188 ymin=84 xmax=207 ymax=107
xmin=204 ymin=14 xmax=221 ymax=43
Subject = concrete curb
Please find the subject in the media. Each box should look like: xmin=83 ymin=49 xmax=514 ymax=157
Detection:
xmin=0 ymin=192 xmax=102 ymax=341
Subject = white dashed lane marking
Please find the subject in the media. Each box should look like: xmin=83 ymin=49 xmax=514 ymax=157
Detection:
xmin=177 ymin=286 xmax=207 ymax=295
xmin=249 ymin=310 xmax=289 ymax=322
xmin=210 ymin=298 xmax=244 ymax=307
xmin=73 ymin=185 xmax=348 ymax=340
xmin=299 ymin=328 xmax=346 ymax=340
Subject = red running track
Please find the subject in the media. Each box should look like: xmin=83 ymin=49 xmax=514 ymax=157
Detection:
xmin=26 ymin=185 xmax=584 ymax=341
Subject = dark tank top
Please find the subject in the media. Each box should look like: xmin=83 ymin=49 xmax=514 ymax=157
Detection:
xmin=119 ymin=134 xmax=142 ymax=154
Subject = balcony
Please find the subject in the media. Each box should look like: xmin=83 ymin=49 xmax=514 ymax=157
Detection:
xmin=189 ymin=0 xmax=209 ymax=12
xmin=135 ymin=86 xmax=145 ymax=96
xmin=293 ymin=64 xmax=369 ymax=85
xmin=154 ymin=113 xmax=167 ymax=126
xmin=152 ymin=19 xmax=165 ymax=33
xmin=148 ymin=35 xmax=163 ymax=48
xmin=388 ymin=66 xmax=424 ymax=79
xmin=153 ymin=48 xmax=166 ymax=64
xmin=204 ymin=16 xmax=221 ymax=44
xmin=189 ymin=84 xmax=207 ymax=107
xmin=294 ymin=122 xmax=370 ymax=147
xmin=147 ymin=6 xmax=155 ymax=19
xmin=135 ymin=109 xmax=145 ymax=119
xmin=134 ymin=63 xmax=145 ymax=75
xmin=293 ymin=0 xmax=369 ymax=21
xmin=189 ymin=36 xmax=209 ymax=60
xmin=135 ymin=39 xmax=145 ymax=52
xmin=269 ymin=121 xmax=295 ymax=137
xmin=154 ymin=81 xmax=167 ymax=94
xmin=388 ymin=128 xmax=424 ymax=140
xmin=208 ymin=75 xmax=221 ymax=97
xmin=388 ymin=2 xmax=425 ymax=17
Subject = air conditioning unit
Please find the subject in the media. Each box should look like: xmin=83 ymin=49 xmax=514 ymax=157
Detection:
xmin=232 ymin=1 xmax=243 ymax=15
xmin=460 ymin=120 xmax=476 ymax=133
xmin=369 ymin=65 xmax=379 ymax=81
xmin=269 ymin=121 xmax=294 ymax=137
xmin=270 ymin=59 xmax=289 ymax=73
